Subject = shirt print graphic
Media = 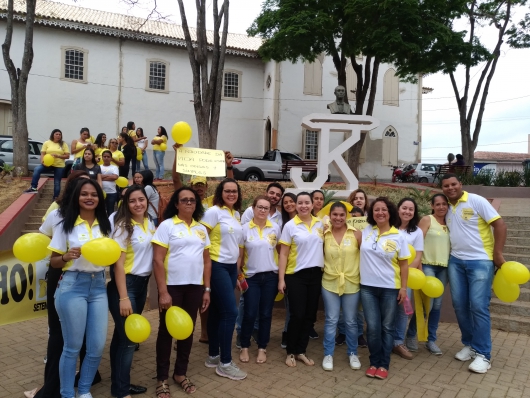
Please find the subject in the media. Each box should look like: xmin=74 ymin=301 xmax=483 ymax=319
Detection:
xmin=195 ymin=229 xmax=206 ymax=242
xmin=267 ymin=233 xmax=277 ymax=246
xmin=461 ymin=208 xmax=474 ymax=221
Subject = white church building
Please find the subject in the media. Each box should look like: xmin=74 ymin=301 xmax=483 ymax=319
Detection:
xmin=0 ymin=0 xmax=424 ymax=180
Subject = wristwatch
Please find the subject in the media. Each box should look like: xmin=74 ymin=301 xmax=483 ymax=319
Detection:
xmin=204 ymin=287 xmax=212 ymax=292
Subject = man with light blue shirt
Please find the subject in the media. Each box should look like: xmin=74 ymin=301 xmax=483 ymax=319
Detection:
xmin=235 ymin=182 xmax=284 ymax=348
xmin=441 ymin=173 xmax=507 ymax=374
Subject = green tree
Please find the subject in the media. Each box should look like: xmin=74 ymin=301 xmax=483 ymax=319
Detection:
xmin=391 ymin=0 xmax=530 ymax=168
xmin=248 ymin=0 xmax=462 ymax=175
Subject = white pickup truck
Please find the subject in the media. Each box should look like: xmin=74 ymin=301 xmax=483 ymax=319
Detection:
xmin=232 ymin=150 xmax=313 ymax=181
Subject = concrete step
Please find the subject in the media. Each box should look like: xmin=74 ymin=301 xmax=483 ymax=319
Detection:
xmin=503 ymin=252 xmax=530 ymax=267
xmin=502 ymin=216 xmax=530 ymax=223
xmin=507 ymin=229 xmax=530 ymax=238
xmin=491 ymin=313 xmax=530 ymax=334
xmin=28 ymin=215 xmax=44 ymax=223
xmin=24 ymin=222 xmax=43 ymax=230
xmin=490 ymin=297 xmax=530 ymax=317
xmin=504 ymin=244 xmax=530 ymax=256
xmin=506 ymin=236 xmax=530 ymax=246
xmin=492 ymin=288 xmax=530 ymax=303
xmin=20 ymin=229 xmax=40 ymax=235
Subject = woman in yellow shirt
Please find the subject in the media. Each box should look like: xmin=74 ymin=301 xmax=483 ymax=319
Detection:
xmin=24 ymin=129 xmax=70 ymax=199
xmin=151 ymin=126 xmax=168 ymax=181
xmin=108 ymin=138 xmax=125 ymax=168
xmin=93 ymin=133 xmax=107 ymax=164
xmin=70 ymin=127 xmax=91 ymax=168
xmin=321 ymin=202 xmax=361 ymax=372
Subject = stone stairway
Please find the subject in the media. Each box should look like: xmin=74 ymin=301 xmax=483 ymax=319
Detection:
xmin=490 ymin=216 xmax=530 ymax=334
xmin=21 ymin=181 xmax=58 ymax=234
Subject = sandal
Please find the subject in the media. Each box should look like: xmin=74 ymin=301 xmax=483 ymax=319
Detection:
xmin=285 ymin=354 xmax=296 ymax=367
xmin=256 ymin=348 xmax=267 ymax=364
xmin=176 ymin=376 xmax=196 ymax=394
xmin=156 ymin=382 xmax=170 ymax=398
xmin=295 ymin=353 xmax=315 ymax=366
xmin=239 ymin=348 xmax=249 ymax=363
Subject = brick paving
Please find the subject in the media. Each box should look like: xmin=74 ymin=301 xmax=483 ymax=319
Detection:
xmin=1 ymin=308 xmax=530 ymax=398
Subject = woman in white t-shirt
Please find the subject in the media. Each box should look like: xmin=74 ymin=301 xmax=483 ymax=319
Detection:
xmin=107 ymin=186 xmax=154 ymax=398
xmin=356 ymin=197 xmax=410 ymax=380
xmin=278 ymin=192 xmax=324 ymax=368
xmin=135 ymin=127 xmax=149 ymax=171
xmin=134 ymin=170 xmax=160 ymax=226
xmin=392 ymin=198 xmax=424 ymax=360
xmin=152 ymin=187 xmax=211 ymax=396
xmin=100 ymin=150 xmax=119 ymax=215
xmin=238 ymin=196 xmax=281 ymax=365
xmin=200 ymin=179 xmax=246 ymax=381
xmin=49 ymin=179 xmax=112 ymax=398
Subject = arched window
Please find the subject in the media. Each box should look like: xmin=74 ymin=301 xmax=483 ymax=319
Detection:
xmin=303 ymin=54 xmax=324 ymax=96
xmin=345 ymin=63 xmax=358 ymax=102
xmin=383 ymin=68 xmax=399 ymax=106
xmin=382 ymin=126 xmax=398 ymax=166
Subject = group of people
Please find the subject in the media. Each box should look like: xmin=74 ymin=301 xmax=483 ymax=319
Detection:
xmin=24 ymin=123 xmax=169 ymax=201
xmin=24 ymin=132 xmax=507 ymax=397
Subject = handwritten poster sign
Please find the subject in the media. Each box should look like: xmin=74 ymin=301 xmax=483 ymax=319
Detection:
xmin=176 ymin=147 xmax=226 ymax=177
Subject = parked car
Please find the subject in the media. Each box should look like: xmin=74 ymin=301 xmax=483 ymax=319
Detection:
xmin=411 ymin=163 xmax=440 ymax=183
xmin=232 ymin=149 xmax=317 ymax=181
xmin=0 ymin=135 xmax=73 ymax=175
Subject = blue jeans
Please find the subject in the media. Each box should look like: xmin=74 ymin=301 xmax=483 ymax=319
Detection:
xmin=235 ymin=295 xmax=259 ymax=335
xmin=360 ymin=285 xmax=398 ymax=369
xmin=136 ymin=151 xmax=149 ymax=171
xmin=107 ymin=273 xmax=150 ymax=398
xmin=448 ymin=255 xmax=494 ymax=359
xmin=105 ymin=192 xmax=118 ymax=216
xmin=153 ymin=150 xmax=165 ymax=179
xmin=338 ymin=308 xmax=365 ymax=337
xmin=407 ymin=264 xmax=449 ymax=342
xmin=393 ymin=287 xmax=412 ymax=346
xmin=208 ymin=261 xmax=238 ymax=364
xmin=322 ymin=288 xmax=360 ymax=356
xmin=55 ymin=271 xmax=108 ymax=398
xmin=31 ymin=165 xmax=65 ymax=199
xmin=240 ymin=271 xmax=278 ymax=349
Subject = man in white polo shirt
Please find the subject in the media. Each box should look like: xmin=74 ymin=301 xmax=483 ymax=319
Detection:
xmin=441 ymin=173 xmax=507 ymax=374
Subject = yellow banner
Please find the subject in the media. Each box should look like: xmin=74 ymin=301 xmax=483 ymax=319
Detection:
xmin=176 ymin=147 xmax=226 ymax=177
xmin=0 ymin=250 xmax=48 ymax=325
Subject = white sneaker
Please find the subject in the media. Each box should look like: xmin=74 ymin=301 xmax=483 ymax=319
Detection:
xmin=349 ymin=353 xmax=361 ymax=370
xmin=455 ymin=346 xmax=476 ymax=361
xmin=322 ymin=355 xmax=333 ymax=371
xmin=76 ymin=393 xmax=93 ymax=398
xmin=468 ymin=354 xmax=491 ymax=374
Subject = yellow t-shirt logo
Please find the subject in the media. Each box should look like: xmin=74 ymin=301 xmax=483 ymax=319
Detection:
xmin=461 ymin=208 xmax=474 ymax=221
xmin=383 ymin=240 xmax=397 ymax=253
xmin=267 ymin=233 xmax=277 ymax=246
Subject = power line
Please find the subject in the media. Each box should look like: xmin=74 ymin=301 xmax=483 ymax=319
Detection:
xmin=422 ymin=140 xmax=528 ymax=150
xmin=423 ymin=94 xmax=530 ymax=111
xmin=424 ymin=116 xmax=530 ymax=124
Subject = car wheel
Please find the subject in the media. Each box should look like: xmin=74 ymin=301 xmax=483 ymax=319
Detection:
xmin=245 ymin=172 xmax=262 ymax=182
xmin=419 ymin=177 xmax=428 ymax=183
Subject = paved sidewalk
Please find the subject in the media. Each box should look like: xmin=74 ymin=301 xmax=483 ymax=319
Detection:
xmin=1 ymin=309 xmax=529 ymax=398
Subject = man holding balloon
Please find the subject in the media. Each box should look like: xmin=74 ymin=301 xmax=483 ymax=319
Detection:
xmin=441 ymin=173 xmax=507 ymax=374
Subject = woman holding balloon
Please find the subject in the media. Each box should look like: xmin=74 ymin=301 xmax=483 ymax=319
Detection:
xmin=201 ymin=179 xmax=247 ymax=381
xmin=357 ymin=197 xmax=410 ymax=380
xmin=152 ymin=187 xmax=212 ymax=395
xmin=151 ymin=126 xmax=168 ymax=181
xmin=107 ymin=185 xmax=154 ymax=398
xmin=48 ymin=179 xmax=112 ymax=398
xmin=405 ymin=193 xmax=449 ymax=356
xmin=24 ymin=129 xmax=70 ymax=199
xmin=391 ymin=198 xmax=423 ymax=360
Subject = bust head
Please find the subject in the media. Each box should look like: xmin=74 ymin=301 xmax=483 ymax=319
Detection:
xmin=334 ymin=85 xmax=346 ymax=101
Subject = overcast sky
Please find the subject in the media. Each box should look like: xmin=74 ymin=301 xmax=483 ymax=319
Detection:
xmin=64 ymin=0 xmax=530 ymax=164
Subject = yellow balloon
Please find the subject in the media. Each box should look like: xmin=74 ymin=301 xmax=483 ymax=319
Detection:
xmin=171 ymin=122 xmax=192 ymax=144
xmin=421 ymin=276 xmax=444 ymax=298
xmin=407 ymin=244 xmax=416 ymax=265
xmin=136 ymin=154 xmax=143 ymax=161
xmin=81 ymin=238 xmax=121 ymax=266
xmin=116 ymin=176 xmax=128 ymax=188
xmin=103 ymin=191 xmax=107 ymax=199
xmin=407 ymin=268 xmax=426 ymax=290
xmin=166 ymin=306 xmax=193 ymax=340
xmin=125 ymin=314 xmax=151 ymax=343
xmin=160 ymin=143 xmax=167 ymax=151
xmin=43 ymin=154 xmax=54 ymax=167
xmin=275 ymin=292 xmax=284 ymax=302
xmin=13 ymin=233 xmax=51 ymax=263
xmin=501 ymin=262 xmax=530 ymax=285
xmin=493 ymin=271 xmax=520 ymax=303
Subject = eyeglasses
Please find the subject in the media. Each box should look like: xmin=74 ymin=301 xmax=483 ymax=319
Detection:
xmin=372 ymin=234 xmax=380 ymax=250
xmin=256 ymin=205 xmax=270 ymax=212
xmin=179 ymin=198 xmax=196 ymax=204
xmin=223 ymin=190 xmax=238 ymax=194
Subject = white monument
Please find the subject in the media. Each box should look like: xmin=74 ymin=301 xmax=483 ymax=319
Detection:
xmin=290 ymin=113 xmax=380 ymax=197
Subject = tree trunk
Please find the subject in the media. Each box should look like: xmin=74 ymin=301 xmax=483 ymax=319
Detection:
xmin=176 ymin=0 xmax=229 ymax=150
xmin=2 ymin=0 xmax=36 ymax=177
xmin=346 ymin=56 xmax=380 ymax=177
